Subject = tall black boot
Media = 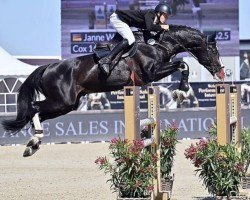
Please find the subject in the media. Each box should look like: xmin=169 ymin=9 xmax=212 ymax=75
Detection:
xmin=99 ymin=39 xmax=129 ymax=75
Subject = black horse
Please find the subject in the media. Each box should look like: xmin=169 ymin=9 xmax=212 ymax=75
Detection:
xmin=2 ymin=25 xmax=224 ymax=156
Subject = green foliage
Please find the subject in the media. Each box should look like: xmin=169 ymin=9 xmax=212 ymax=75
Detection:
xmin=185 ymin=126 xmax=250 ymax=197
xmin=160 ymin=123 xmax=179 ymax=179
xmin=241 ymin=128 xmax=250 ymax=175
xmin=95 ymin=138 xmax=157 ymax=198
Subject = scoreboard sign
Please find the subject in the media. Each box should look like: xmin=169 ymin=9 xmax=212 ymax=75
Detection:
xmin=204 ymin=30 xmax=231 ymax=41
xmin=71 ymin=30 xmax=116 ymax=54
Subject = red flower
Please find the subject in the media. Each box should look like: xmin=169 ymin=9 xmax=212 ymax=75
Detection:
xmin=151 ymin=154 xmax=158 ymax=163
xmin=130 ymin=140 xmax=145 ymax=154
xmin=194 ymin=158 xmax=202 ymax=167
xmin=95 ymin=156 xmax=107 ymax=166
xmin=169 ymin=122 xmax=179 ymax=132
xmin=146 ymin=185 xmax=154 ymax=192
xmin=184 ymin=144 xmax=197 ymax=160
xmin=234 ymin=163 xmax=244 ymax=173
xmin=197 ymin=139 xmax=208 ymax=150
xmin=111 ymin=137 xmax=120 ymax=144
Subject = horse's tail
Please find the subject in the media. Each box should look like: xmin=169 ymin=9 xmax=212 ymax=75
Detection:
xmin=1 ymin=65 xmax=48 ymax=134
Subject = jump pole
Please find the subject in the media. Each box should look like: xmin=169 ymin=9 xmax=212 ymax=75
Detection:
xmin=124 ymin=86 xmax=141 ymax=141
xmin=124 ymin=86 xmax=168 ymax=200
xmin=215 ymin=84 xmax=241 ymax=145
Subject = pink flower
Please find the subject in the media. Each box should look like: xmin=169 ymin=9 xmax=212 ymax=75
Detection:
xmin=130 ymin=140 xmax=145 ymax=154
xmin=184 ymin=144 xmax=197 ymax=160
xmin=151 ymin=154 xmax=158 ymax=163
xmin=194 ymin=158 xmax=202 ymax=167
xmin=234 ymin=163 xmax=244 ymax=173
xmin=111 ymin=137 xmax=120 ymax=144
xmin=196 ymin=139 xmax=208 ymax=150
xmin=169 ymin=122 xmax=179 ymax=132
xmin=146 ymin=185 xmax=154 ymax=192
xmin=95 ymin=156 xmax=107 ymax=166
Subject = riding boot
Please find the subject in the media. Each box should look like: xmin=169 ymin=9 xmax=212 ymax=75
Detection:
xmin=179 ymin=63 xmax=190 ymax=92
xmin=99 ymin=39 xmax=129 ymax=75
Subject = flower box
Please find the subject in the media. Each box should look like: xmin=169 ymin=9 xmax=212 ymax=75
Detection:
xmin=216 ymin=195 xmax=249 ymax=200
xmin=242 ymin=176 xmax=250 ymax=189
xmin=117 ymin=197 xmax=151 ymax=200
xmin=160 ymin=176 xmax=174 ymax=192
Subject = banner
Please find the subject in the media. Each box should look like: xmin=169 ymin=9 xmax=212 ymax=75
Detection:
xmin=1 ymin=108 xmax=249 ymax=145
xmin=78 ymin=81 xmax=250 ymax=111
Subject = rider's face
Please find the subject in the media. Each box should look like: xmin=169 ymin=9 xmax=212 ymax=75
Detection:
xmin=159 ymin=13 xmax=169 ymax=23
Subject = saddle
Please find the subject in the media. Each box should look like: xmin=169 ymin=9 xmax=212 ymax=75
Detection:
xmin=93 ymin=30 xmax=157 ymax=59
xmin=93 ymin=41 xmax=138 ymax=59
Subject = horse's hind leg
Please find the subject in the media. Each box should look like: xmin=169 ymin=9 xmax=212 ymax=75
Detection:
xmin=23 ymin=98 xmax=76 ymax=157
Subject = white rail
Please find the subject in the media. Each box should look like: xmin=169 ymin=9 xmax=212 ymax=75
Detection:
xmin=230 ymin=116 xmax=237 ymax=124
xmin=140 ymin=117 xmax=155 ymax=128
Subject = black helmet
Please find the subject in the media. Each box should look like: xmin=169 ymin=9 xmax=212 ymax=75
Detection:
xmin=155 ymin=3 xmax=172 ymax=16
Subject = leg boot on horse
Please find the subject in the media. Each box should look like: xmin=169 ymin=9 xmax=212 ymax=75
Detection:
xmin=173 ymin=63 xmax=190 ymax=103
xmin=98 ymin=39 xmax=129 ymax=75
xmin=23 ymin=113 xmax=44 ymax=157
xmin=179 ymin=63 xmax=190 ymax=92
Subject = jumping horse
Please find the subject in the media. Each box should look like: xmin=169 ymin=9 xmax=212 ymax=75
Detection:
xmin=2 ymin=25 xmax=225 ymax=156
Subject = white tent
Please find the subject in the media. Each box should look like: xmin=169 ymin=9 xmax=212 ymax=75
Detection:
xmin=0 ymin=46 xmax=37 ymax=77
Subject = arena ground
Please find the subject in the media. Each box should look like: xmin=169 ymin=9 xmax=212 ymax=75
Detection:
xmin=1 ymin=140 xmax=216 ymax=200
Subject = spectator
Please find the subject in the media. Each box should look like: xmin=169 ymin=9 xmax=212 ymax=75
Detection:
xmin=240 ymin=52 xmax=250 ymax=80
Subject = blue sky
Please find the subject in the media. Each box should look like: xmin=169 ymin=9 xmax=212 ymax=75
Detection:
xmin=239 ymin=0 xmax=250 ymax=40
xmin=0 ymin=0 xmax=249 ymax=56
xmin=0 ymin=0 xmax=61 ymax=56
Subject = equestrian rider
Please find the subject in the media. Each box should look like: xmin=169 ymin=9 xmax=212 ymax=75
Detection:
xmin=98 ymin=3 xmax=172 ymax=75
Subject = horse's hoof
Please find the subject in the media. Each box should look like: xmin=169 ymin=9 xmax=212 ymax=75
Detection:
xmin=23 ymin=147 xmax=33 ymax=157
xmin=23 ymin=145 xmax=40 ymax=157
xmin=172 ymin=90 xmax=178 ymax=101
xmin=178 ymin=92 xmax=185 ymax=103
xmin=24 ymin=137 xmax=41 ymax=157
xmin=172 ymin=90 xmax=186 ymax=103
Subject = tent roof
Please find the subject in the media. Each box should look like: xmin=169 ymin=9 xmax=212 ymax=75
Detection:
xmin=0 ymin=46 xmax=37 ymax=77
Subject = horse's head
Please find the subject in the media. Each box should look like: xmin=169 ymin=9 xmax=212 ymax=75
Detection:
xmin=198 ymin=33 xmax=225 ymax=81
xmin=160 ymin=26 xmax=225 ymax=81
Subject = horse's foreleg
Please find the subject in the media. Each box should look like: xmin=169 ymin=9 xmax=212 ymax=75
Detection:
xmin=172 ymin=62 xmax=191 ymax=104
xmin=178 ymin=62 xmax=190 ymax=92
xmin=157 ymin=61 xmax=190 ymax=103
xmin=154 ymin=61 xmax=181 ymax=81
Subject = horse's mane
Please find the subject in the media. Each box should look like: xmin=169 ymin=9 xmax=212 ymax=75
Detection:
xmin=134 ymin=24 xmax=204 ymax=41
xmin=169 ymin=24 xmax=203 ymax=36
xmin=112 ymin=24 xmax=205 ymax=43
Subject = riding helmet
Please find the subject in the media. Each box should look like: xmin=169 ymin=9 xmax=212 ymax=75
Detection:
xmin=154 ymin=3 xmax=172 ymax=16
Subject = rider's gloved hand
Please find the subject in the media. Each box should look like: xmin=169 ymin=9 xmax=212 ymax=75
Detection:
xmin=160 ymin=24 xmax=169 ymax=31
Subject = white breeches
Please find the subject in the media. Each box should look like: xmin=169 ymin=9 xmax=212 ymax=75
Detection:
xmin=110 ymin=13 xmax=136 ymax=45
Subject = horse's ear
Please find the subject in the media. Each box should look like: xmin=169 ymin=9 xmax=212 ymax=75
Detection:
xmin=207 ymin=32 xmax=216 ymax=43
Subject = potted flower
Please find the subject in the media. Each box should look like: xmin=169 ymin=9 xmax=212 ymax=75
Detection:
xmin=95 ymin=137 xmax=157 ymax=200
xmin=185 ymin=125 xmax=246 ymax=199
xmin=240 ymin=128 xmax=250 ymax=190
xmin=160 ymin=123 xmax=179 ymax=194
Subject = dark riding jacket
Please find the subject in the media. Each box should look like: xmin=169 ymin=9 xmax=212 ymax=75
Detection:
xmin=115 ymin=9 xmax=163 ymax=32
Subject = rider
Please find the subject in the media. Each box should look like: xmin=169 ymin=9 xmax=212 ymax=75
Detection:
xmin=98 ymin=3 xmax=172 ymax=75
